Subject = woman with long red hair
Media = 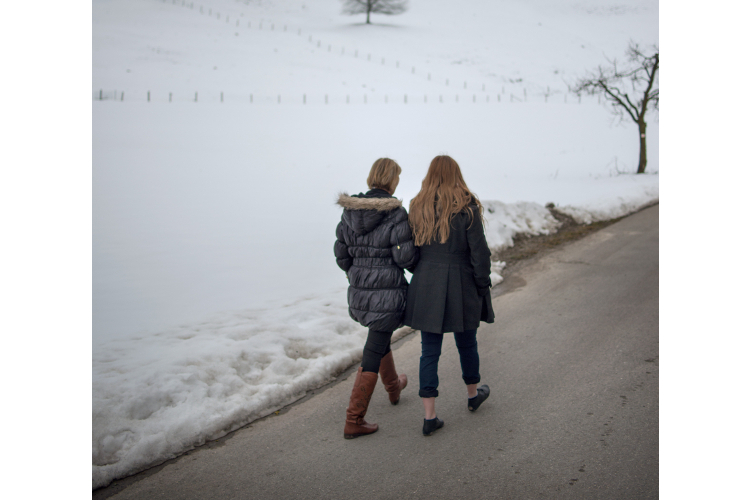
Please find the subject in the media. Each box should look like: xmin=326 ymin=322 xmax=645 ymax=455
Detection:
xmin=404 ymin=155 xmax=495 ymax=436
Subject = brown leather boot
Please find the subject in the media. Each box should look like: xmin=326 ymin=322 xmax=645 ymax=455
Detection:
xmin=379 ymin=351 xmax=408 ymax=405
xmin=344 ymin=368 xmax=379 ymax=439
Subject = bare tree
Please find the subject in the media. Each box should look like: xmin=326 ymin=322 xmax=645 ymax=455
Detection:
xmin=571 ymin=42 xmax=659 ymax=173
xmin=341 ymin=0 xmax=408 ymax=25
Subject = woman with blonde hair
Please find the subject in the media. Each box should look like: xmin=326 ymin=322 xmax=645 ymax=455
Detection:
xmin=334 ymin=158 xmax=419 ymax=439
xmin=404 ymin=155 xmax=494 ymax=436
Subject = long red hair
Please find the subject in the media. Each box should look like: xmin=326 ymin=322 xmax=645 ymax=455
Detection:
xmin=408 ymin=155 xmax=483 ymax=246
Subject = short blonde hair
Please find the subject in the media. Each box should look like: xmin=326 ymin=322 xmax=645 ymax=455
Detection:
xmin=367 ymin=158 xmax=402 ymax=193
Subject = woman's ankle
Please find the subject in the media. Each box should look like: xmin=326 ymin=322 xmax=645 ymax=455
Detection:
xmin=422 ymin=397 xmax=437 ymax=419
xmin=467 ymin=383 xmax=478 ymax=399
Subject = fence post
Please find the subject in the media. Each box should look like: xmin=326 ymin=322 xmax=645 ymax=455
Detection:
xmin=346 ymin=95 xmax=349 ymax=104
xmin=169 ymin=92 xmax=172 ymax=102
xmin=439 ymin=95 xmax=443 ymax=103
xmin=147 ymin=91 xmax=150 ymax=102
xmin=464 ymin=81 xmax=467 ymax=89
xmin=303 ymin=94 xmax=306 ymax=104
xmin=355 ymin=50 xmax=358 ymax=57
xmin=250 ymin=93 xmax=253 ymax=103
xmin=456 ymin=94 xmax=459 ymax=103
xmin=121 ymin=92 xmax=124 ymax=101
xmin=99 ymin=89 xmax=102 ymax=100
xmin=278 ymin=95 xmax=281 ymax=103
xmin=482 ymin=84 xmax=485 ymax=91
xmin=195 ymin=92 xmax=198 ymax=102
xmin=382 ymin=57 xmax=385 ymax=65
xmin=325 ymin=94 xmax=328 ymax=104
xmin=404 ymin=94 xmax=407 ymax=104
xmin=385 ymin=95 xmax=388 ymax=104
xmin=524 ymin=88 xmax=527 ymax=101
xmin=412 ymin=66 xmax=415 ymax=74
xmin=446 ymin=79 xmax=449 ymax=86
xmin=221 ymin=92 xmax=224 ymax=102
xmin=473 ymin=94 xmax=476 ymax=103
xmin=396 ymin=61 xmax=399 ymax=68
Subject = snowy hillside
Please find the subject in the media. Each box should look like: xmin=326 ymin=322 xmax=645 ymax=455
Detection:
xmin=93 ymin=0 xmax=658 ymax=489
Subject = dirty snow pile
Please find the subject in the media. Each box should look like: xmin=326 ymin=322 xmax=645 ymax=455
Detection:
xmin=93 ymin=290 xmax=367 ymax=488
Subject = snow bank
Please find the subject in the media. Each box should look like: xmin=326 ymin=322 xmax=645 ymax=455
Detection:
xmin=93 ymin=289 xmax=365 ymax=489
xmin=483 ymin=200 xmax=562 ymax=252
xmin=556 ymin=175 xmax=660 ymax=224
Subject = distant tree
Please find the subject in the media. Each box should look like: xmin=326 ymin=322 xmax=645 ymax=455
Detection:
xmin=571 ymin=42 xmax=659 ymax=173
xmin=341 ymin=0 xmax=408 ymax=25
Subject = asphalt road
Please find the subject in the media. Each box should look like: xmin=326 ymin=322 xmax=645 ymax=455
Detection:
xmin=98 ymin=204 xmax=659 ymax=500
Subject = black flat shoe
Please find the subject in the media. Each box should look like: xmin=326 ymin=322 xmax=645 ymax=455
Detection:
xmin=422 ymin=417 xmax=444 ymax=436
xmin=468 ymin=385 xmax=490 ymax=412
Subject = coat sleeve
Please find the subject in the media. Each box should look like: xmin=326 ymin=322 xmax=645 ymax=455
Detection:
xmin=334 ymin=220 xmax=353 ymax=272
xmin=390 ymin=208 xmax=419 ymax=271
xmin=466 ymin=206 xmax=492 ymax=294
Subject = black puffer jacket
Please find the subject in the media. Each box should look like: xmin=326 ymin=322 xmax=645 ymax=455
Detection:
xmin=334 ymin=189 xmax=419 ymax=332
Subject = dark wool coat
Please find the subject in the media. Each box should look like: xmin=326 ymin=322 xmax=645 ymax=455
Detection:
xmin=404 ymin=205 xmax=495 ymax=333
xmin=334 ymin=189 xmax=419 ymax=332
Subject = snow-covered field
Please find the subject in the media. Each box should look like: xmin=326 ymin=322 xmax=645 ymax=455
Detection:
xmin=93 ymin=0 xmax=658 ymax=489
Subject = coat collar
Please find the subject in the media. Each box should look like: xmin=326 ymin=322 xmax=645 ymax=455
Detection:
xmin=336 ymin=192 xmax=402 ymax=212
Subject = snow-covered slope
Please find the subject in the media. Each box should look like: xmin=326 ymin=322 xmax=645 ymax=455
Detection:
xmin=93 ymin=0 xmax=658 ymax=488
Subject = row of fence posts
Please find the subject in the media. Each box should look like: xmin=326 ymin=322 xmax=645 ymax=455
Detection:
xmin=147 ymin=1 xmax=601 ymax=107
xmin=158 ymin=0 xmax=510 ymax=95
xmin=97 ymin=90 xmax=586 ymax=104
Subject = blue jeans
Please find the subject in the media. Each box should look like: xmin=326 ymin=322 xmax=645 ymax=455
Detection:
xmin=419 ymin=330 xmax=481 ymax=398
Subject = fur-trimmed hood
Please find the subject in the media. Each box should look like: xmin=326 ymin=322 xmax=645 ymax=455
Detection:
xmin=337 ymin=191 xmax=404 ymax=235
xmin=336 ymin=192 xmax=402 ymax=211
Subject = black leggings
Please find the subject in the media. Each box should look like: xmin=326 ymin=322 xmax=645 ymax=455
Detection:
xmin=361 ymin=329 xmax=393 ymax=373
